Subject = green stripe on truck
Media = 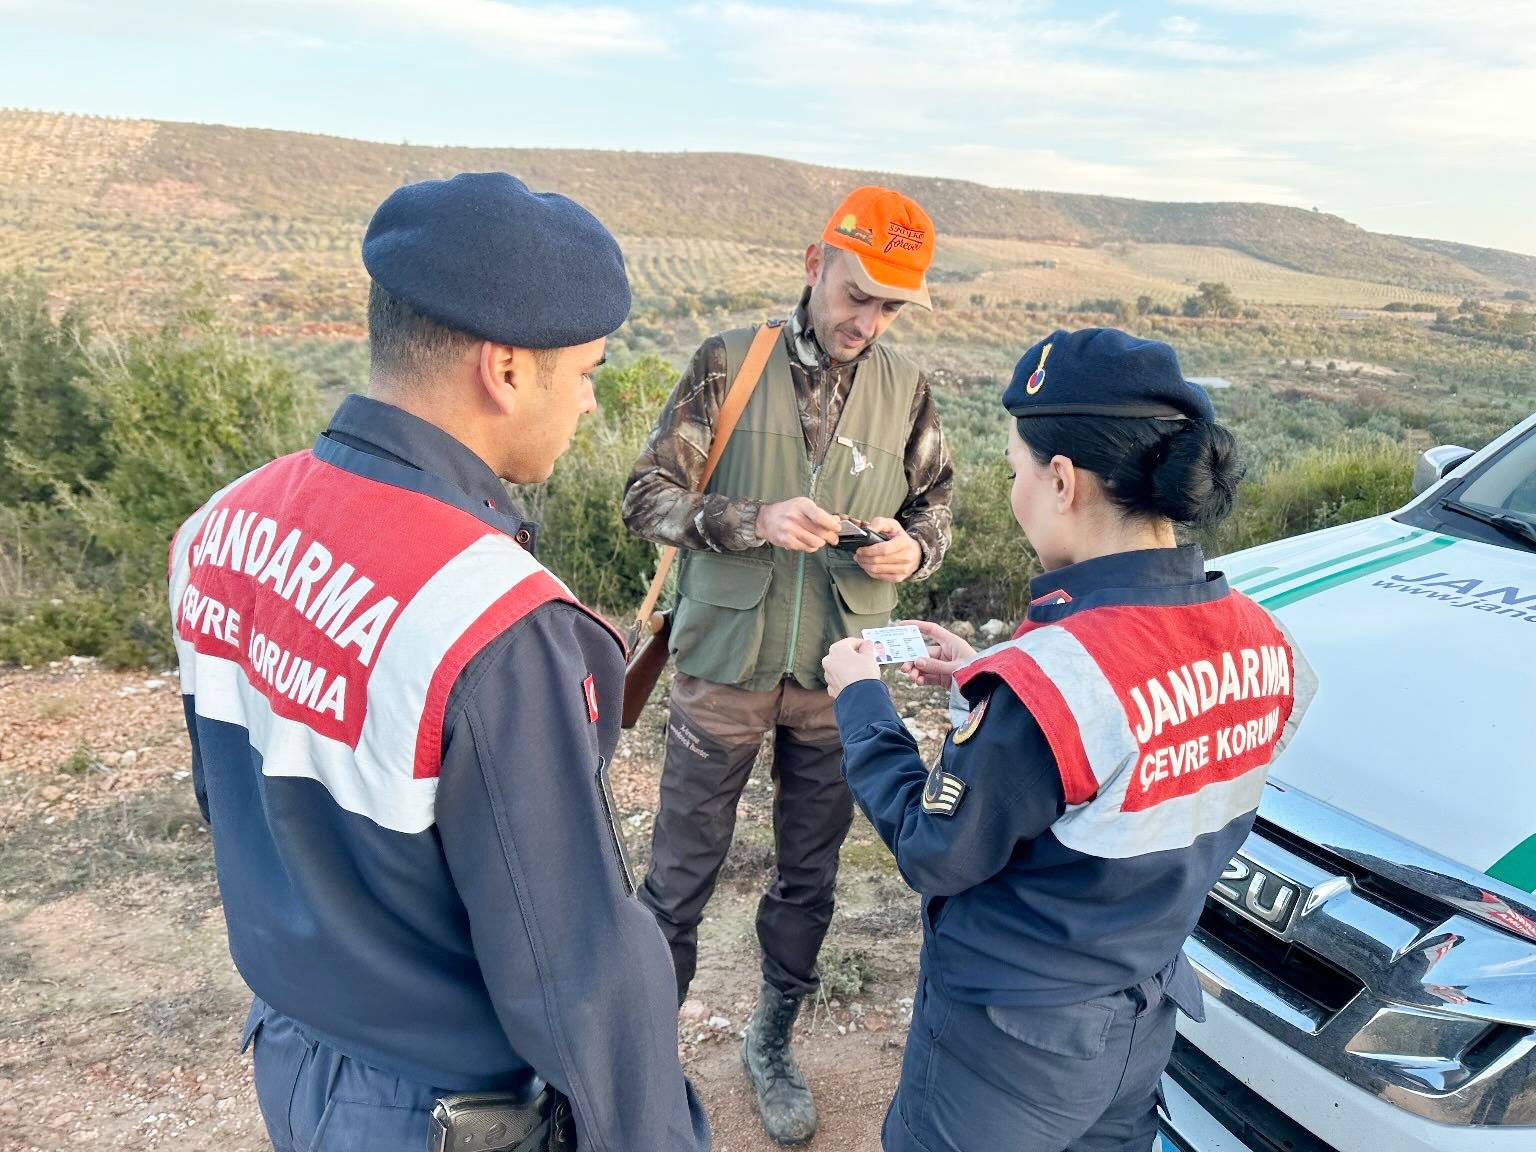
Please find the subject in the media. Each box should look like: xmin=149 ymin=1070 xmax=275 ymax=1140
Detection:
xmin=1258 ymin=536 xmax=1457 ymax=611
xmin=1489 ymin=835 xmax=1536 ymax=893
xmin=1241 ymin=531 xmax=1423 ymax=596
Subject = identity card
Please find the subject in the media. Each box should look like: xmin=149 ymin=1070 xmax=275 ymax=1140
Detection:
xmin=861 ymin=624 xmax=928 ymax=665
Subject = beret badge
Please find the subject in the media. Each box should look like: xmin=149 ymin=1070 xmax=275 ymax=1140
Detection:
xmin=1026 ymin=342 xmax=1053 ymax=395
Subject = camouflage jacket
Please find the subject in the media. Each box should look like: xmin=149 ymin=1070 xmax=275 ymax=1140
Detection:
xmin=622 ymin=291 xmax=953 ymax=580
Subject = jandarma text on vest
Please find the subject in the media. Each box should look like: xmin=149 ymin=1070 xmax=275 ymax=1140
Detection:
xmin=179 ymin=577 xmax=349 ymax=723
xmin=1129 ymin=643 xmax=1292 ymax=742
xmin=1128 ymin=643 xmax=1291 ymax=799
xmin=176 ymin=507 xmax=403 ymax=723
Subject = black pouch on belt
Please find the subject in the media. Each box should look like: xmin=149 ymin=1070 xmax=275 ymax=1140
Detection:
xmin=428 ymin=1086 xmax=575 ymax=1152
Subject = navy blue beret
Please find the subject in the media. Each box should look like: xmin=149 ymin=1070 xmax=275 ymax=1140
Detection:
xmin=1003 ymin=328 xmax=1214 ymax=422
xmin=362 ymin=172 xmax=631 ymax=349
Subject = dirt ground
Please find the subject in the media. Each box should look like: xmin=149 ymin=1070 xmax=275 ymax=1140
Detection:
xmin=0 ymin=659 xmax=957 ymax=1151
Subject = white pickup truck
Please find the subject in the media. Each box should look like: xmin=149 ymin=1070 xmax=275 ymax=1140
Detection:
xmin=1158 ymin=413 xmax=1536 ymax=1152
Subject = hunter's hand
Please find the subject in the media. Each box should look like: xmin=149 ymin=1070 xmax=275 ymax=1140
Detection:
xmin=757 ymin=497 xmax=841 ymax=553
xmin=855 ymin=517 xmax=922 ymax=583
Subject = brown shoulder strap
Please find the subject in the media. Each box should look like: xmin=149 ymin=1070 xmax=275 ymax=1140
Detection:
xmin=634 ymin=321 xmax=782 ymax=626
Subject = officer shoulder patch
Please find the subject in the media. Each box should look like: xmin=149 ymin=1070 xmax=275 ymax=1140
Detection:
xmin=952 ymin=693 xmax=990 ymax=745
xmin=921 ymin=765 xmax=967 ymax=817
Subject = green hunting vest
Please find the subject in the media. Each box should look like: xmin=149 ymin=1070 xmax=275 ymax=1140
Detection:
xmin=670 ymin=325 xmax=921 ymax=691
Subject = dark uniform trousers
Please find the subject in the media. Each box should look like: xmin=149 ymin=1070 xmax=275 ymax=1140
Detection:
xmin=245 ymin=999 xmax=477 ymax=1152
xmin=884 ymin=955 xmax=1201 ymax=1152
xmin=639 ymin=672 xmax=854 ymax=1002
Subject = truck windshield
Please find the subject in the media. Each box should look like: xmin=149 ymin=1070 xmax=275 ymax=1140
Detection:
xmin=1457 ymin=429 xmax=1536 ymax=519
xmin=1410 ymin=424 xmax=1536 ymax=550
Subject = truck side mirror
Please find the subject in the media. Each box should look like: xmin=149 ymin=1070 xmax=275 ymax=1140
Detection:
xmin=1412 ymin=445 xmax=1474 ymax=496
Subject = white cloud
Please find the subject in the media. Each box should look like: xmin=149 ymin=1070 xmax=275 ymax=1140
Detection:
xmin=2 ymin=0 xmax=1530 ymax=249
xmin=709 ymin=3 xmax=1126 ymax=95
xmin=1173 ymin=0 xmax=1536 ymax=57
xmin=0 ymin=0 xmax=667 ymax=57
xmin=692 ymin=0 xmax=1536 ymax=251
xmin=929 ymin=0 xmax=1051 ymax=16
xmin=1137 ymin=36 xmax=1263 ymax=62
xmin=1291 ymin=27 xmax=1353 ymax=48
xmin=354 ymin=0 xmax=665 ymax=56
xmin=932 ymin=141 xmax=1307 ymax=204
xmin=707 ymin=2 xmax=1534 ymax=173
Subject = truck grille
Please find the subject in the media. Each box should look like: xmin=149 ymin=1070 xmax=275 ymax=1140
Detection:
xmin=1197 ymin=902 xmax=1363 ymax=1018
xmin=1188 ymin=782 xmax=1536 ymax=1127
xmin=1165 ymin=1035 xmax=1341 ymax=1152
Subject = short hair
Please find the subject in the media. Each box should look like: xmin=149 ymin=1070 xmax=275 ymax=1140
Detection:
xmin=367 ymin=280 xmax=481 ymax=380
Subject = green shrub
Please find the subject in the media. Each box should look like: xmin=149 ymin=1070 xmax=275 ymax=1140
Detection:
xmin=1182 ymin=281 xmax=1240 ymax=319
xmin=0 ymin=587 xmax=171 ymax=667
xmin=0 ymin=594 xmax=115 ymax=665
xmin=900 ymin=456 xmax=1039 ymax=623
xmin=60 ymin=740 xmax=98 ymax=775
xmin=515 ymin=355 xmax=677 ymax=616
xmin=79 ymin=305 xmax=321 ymax=576
xmin=1211 ymin=436 xmax=1416 ymax=556
xmin=0 ymin=275 xmax=105 ymax=506
xmin=818 ymin=947 xmax=872 ymax=1000
xmin=0 ymin=284 xmax=321 ymax=667
xmin=1072 ymin=297 xmax=1132 ymax=322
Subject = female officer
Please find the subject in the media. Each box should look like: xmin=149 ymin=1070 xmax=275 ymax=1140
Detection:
xmin=823 ymin=327 xmax=1314 ymax=1152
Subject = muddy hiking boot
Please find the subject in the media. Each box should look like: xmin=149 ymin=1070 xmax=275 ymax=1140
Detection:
xmin=742 ymin=980 xmax=818 ymax=1146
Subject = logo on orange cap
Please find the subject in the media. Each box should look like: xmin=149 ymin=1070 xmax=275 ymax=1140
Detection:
xmin=832 ymin=213 xmax=874 ymax=246
xmin=821 ymin=186 xmax=935 ymax=310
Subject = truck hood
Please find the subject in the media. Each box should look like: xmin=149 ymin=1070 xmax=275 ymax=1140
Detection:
xmin=1214 ymin=518 xmax=1536 ymax=892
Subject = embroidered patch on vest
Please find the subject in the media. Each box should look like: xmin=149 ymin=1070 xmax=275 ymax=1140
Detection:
xmin=952 ymin=694 xmax=989 ymax=745
xmin=582 ymin=673 xmax=599 ymax=723
xmin=921 ymin=766 xmax=967 ymax=816
xmin=836 ymin=435 xmax=873 ymax=476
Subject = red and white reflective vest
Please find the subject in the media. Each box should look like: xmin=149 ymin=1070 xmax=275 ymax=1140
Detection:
xmin=955 ymin=593 xmax=1296 ymax=859
xmin=168 ymin=448 xmax=618 ymax=834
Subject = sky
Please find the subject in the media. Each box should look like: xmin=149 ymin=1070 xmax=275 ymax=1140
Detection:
xmin=2 ymin=0 xmax=1533 ymax=255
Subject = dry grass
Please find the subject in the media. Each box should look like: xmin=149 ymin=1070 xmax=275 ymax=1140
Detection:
xmin=1120 ymin=244 xmax=1458 ymax=308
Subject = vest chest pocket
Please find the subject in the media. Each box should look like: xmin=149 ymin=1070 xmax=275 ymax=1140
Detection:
xmin=671 ymin=553 xmax=776 ymax=685
xmin=826 ymin=558 xmax=898 ymax=636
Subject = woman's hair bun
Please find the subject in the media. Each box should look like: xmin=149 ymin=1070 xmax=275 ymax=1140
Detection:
xmin=1017 ymin=415 xmax=1245 ymax=529
xmin=1144 ymin=419 xmax=1242 ymax=528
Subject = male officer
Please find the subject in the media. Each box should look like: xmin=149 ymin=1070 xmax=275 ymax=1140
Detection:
xmin=623 ymin=186 xmax=953 ymax=1145
xmin=170 ymin=173 xmax=709 ymax=1152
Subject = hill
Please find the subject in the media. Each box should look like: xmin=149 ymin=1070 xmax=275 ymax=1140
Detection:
xmin=1393 ymin=235 xmax=1536 ymax=294
xmin=2 ymin=108 xmax=1530 ymax=332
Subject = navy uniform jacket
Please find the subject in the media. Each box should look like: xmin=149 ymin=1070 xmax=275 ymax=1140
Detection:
xmin=834 ymin=546 xmax=1315 ymax=1006
xmin=179 ymin=395 xmax=709 ymax=1151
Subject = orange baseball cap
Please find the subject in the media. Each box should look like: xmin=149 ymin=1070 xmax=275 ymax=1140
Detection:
xmin=821 ymin=186 xmax=935 ymax=310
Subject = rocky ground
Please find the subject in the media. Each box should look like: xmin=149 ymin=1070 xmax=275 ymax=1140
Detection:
xmin=0 ymin=656 xmax=964 ymax=1151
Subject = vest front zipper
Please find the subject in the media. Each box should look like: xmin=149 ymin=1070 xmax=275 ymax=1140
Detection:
xmin=783 ymin=462 xmax=824 ymax=675
xmin=785 ymin=357 xmax=843 ymax=677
